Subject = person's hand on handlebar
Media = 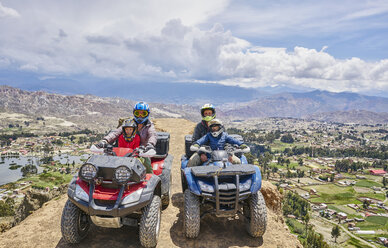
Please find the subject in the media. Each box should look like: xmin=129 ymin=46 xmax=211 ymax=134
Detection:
xmin=95 ymin=140 xmax=108 ymax=148
xmin=190 ymin=144 xmax=200 ymax=151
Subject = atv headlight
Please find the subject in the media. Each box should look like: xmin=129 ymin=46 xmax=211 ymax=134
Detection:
xmin=239 ymin=178 xmax=252 ymax=191
xmin=114 ymin=166 xmax=132 ymax=184
xmin=198 ymin=180 xmax=214 ymax=193
xmin=79 ymin=163 xmax=98 ymax=182
xmin=75 ymin=184 xmax=89 ymax=202
xmin=121 ymin=188 xmax=143 ymax=205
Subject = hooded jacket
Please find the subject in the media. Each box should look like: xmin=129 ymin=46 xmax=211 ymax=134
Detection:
xmin=194 ymin=132 xmax=243 ymax=150
xmin=104 ymin=119 xmax=157 ymax=147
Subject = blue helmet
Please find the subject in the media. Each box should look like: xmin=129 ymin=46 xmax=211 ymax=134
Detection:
xmin=133 ymin=101 xmax=150 ymax=124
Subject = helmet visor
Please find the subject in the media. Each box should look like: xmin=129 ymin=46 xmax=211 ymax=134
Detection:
xmin=134 ymin=110 xmax=149 ymax=118
xmin=202 ymin=115 xmax=215 ymax=122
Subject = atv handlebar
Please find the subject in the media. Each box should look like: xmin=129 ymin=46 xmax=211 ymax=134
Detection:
xmin=190 ymin=144 xmax=250 ymax=155
xmin=90 ymin=145 xmax=156 ymax=158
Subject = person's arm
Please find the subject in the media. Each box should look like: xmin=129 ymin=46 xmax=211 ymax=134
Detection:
xmin=103 ymin=127 xmax=122 ymax=143
xmin=192 ymin=123 xmax=202 ymax=142
xmin=146 ymin=123 xmax=157 ymax=147
xmin=194 ymin=133 xmax=209 ymax=146
xmin=225 ymin=134 xmax=243 ymax=146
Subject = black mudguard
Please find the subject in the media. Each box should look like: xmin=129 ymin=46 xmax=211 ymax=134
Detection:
xmin=158 ymin=155 xmax=173 ymax=196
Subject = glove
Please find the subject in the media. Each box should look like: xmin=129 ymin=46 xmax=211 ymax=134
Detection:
xmin=96 ymin=140 xmax=108 ymax=148
xmin=145 ymin=143 xmax=155 ymax=152
xmin=190 ymin=144 xmax=200 ymax=151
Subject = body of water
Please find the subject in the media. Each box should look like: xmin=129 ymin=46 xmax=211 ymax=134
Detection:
xmin=0 ymin=154 xmax=90 ymax=186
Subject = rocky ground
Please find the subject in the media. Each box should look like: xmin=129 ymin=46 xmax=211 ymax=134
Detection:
xmin=0 ymin=118 xmax=301 ymax=248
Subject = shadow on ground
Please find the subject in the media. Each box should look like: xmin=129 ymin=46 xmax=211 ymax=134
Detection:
xmin=169 ymin=192 xmax=264 ymax=248
xmin=56 ymin=223 xmax=141 ymax=248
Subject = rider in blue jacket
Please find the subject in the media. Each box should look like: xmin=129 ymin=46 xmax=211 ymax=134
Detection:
xmin=189 ymin=119 xmax=247 ymax=166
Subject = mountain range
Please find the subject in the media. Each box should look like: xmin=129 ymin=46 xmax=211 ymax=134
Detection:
xmin=0 ymin=85 xmax=387 ymax=126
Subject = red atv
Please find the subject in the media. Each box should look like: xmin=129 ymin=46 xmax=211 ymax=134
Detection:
xmin=61 ymin=132 xmax=172 ymax=248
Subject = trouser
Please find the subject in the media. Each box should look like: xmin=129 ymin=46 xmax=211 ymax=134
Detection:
xmin=187 ymin=152 xmax=241 ymax=167
xmin=138 ymin=157 xmax=153 ymax=173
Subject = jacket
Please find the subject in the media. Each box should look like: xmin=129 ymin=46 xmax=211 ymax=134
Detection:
xmin=194 ymin=132 xmax=243 ymax=150
xmin=104 ymin=120 xmax=157 ymax=147
xmin=192 ymin=121 xmax=210 ymax=142
xmin=118 ymin=134 xmax=140 ymax=149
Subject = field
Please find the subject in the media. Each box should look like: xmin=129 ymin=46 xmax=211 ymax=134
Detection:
xmin=355 ymin=180 xmax=383 ymax=188
xmin=23 ymin=171 xmax=74 ymax=189
xmin=304 ymin=184 xmax=360 ymax=205
xmin=357 ymin=216 xmax=388 ymax=231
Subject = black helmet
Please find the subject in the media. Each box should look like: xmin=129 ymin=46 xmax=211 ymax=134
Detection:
xmin=122 ymin=119 xmax=137 ymax=142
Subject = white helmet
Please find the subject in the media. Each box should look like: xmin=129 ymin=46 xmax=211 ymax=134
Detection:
xmin=208 ymin=119 xmax=224 ymax=138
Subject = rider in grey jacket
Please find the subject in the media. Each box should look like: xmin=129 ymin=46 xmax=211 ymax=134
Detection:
xmin=97 ymin=102 xmax=157 ymax=149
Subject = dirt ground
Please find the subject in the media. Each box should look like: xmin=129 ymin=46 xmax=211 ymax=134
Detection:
xmin=0 ymin=118 xmax=301 ymax=248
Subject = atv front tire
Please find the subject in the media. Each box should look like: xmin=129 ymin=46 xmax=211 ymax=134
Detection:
xmin=245 ymin=191 xmax=267 ymax=237
xmin=139 ymin=195 xmax=162 ymax=248
xmin=61 ymin=199 xmax=90 ymax=243
xmin=184 ymin=189 xmax=200 ymax=238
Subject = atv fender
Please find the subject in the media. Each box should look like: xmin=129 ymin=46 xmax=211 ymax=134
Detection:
xmin=143 ymin=174 xmax=162 ymax=198
xmin=181 ymin=155 xmax=189 ymax=169
xmin=183 ymin=167 xmax=201 ymax=195
xmin=158 ymin=155 xmax=173 ymax=196
xmin=250 ymin=166 xmax=262 ymax=193
xmin=240 ymin=154 xmax=248 ymax=164
xmin=67 ymin=176 xmax=77 ymax=198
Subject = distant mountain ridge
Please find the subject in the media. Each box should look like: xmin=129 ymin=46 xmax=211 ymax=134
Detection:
xmin=0 ymin=85 xmax=199 ymax=131
xmin=1 ymin=85 xmax=387 ymax=125
xmin=221 ymin=90 xmax=388 ymax=121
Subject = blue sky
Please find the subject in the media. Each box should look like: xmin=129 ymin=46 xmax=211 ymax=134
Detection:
xmin=0 ymin=0 xmax=388 ymax=96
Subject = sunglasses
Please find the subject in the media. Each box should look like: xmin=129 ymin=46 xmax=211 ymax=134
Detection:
xmin=134 ymin=110 xmax=149 ymax=118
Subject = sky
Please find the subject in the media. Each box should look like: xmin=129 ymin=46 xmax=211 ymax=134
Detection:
xmin=0 ymin=0 xmax=388 ymax=96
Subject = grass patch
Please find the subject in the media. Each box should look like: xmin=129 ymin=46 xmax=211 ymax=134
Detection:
xmin=306 ymin=184 xmax=362 ymax=204
xmin=271 ymin=140 xmax=296 ymax=152
xmin=357 ymin=193 xmax=386 ymax=201
xmin=286 ymin=218 xmax=306 ymax=235
xmin=25 ymin=171 xmax=73 ymax=189
xmin=356 ymin=216 xmax=388 ymax=232
xmin=346 ymin=237 xmax=367 ymax=248
xmin=355 ymin=180 xmax=382 ymax=188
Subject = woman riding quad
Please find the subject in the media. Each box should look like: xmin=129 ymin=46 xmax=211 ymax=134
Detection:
xmin=96 ymin=102 xmax=156 ymax=173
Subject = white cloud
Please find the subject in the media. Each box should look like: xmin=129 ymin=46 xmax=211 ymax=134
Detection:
xmin=0 ymin=0 xmax=387 ymax=94
xmin=0 ymin=2 xmax=19 ymax=18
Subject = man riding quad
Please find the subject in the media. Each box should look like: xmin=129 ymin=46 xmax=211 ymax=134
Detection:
xmin=187 ymin=104 xmax=216 ymax=167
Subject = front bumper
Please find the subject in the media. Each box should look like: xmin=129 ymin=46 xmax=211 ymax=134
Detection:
xmin=67 ymin=177 xmax=158 ymax=217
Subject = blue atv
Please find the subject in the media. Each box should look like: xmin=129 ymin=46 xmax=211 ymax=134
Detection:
xmin=181 ymin=134 xmax=267 ymax=238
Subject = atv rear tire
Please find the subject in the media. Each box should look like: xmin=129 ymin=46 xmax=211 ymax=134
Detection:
xmin=139 ymin=195 xmax=161 ymax=248
xmin=245 ymin=191 xmax=267 ymax=237
xmin=162 ymin=174 xmax=171 ymax=209
xmin=184 ymin=189 xmax=200 ymax=238
xmin=61 ymin=199 xmax=90 ymax=243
